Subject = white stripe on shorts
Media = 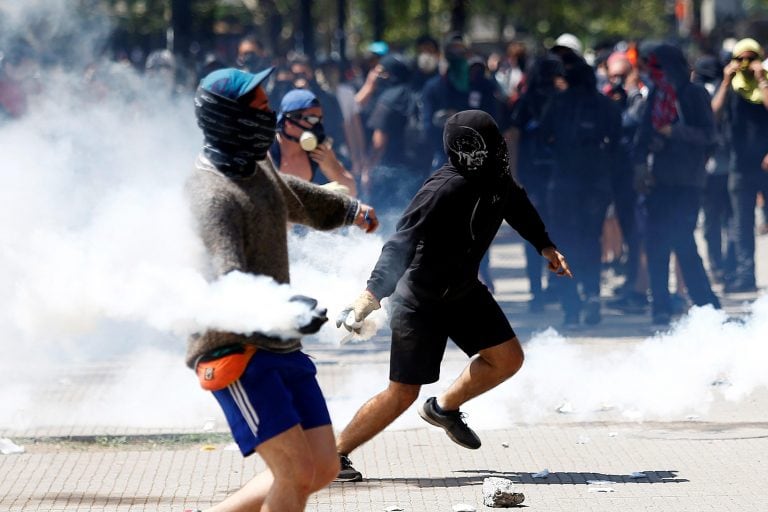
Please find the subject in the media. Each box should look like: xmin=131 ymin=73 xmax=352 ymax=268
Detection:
xmin=229 ymin=380 xmax=260 ymax=435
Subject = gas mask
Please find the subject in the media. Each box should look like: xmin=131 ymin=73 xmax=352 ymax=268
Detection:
xmin=283 ymin=115 xmax=326 ymax=151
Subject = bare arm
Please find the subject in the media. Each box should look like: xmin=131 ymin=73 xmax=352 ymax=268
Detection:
xmin=309 ymin=144 xmax=358 ymax=197
xmin=711 ymin=61 xmax=738 ymax=116
xmin=354 ymin=68 xmax=379 ymax=108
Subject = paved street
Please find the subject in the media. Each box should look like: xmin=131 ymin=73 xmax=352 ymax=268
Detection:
xmin=1 ymin=227 xmax=766 ymax=512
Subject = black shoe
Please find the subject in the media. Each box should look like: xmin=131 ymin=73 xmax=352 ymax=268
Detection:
xmin=418 ymin=397 xmax=481 ymax=449
xmin=670 ymin=293 xmax=689 ymax=315
xmin=583 ymin=297 xmax=601 ymax=325
xmin=563 ymin=311 xmax=580 ymax=328
xmin=336 ymin=454 xmax=363 ymax=482
xmin=606 ymin=291 xmax=648 ymax=313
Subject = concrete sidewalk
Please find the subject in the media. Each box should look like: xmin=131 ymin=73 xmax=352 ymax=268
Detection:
xmin=1 ymin=229 xmax=766 ymax=512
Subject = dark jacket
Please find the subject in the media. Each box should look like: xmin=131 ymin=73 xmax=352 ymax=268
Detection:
xmin=634 ymin=44 xmax=715 ymax=189
xmin=727 ymin=89 xmax=768 ymax=177
xmin=540 ymin=61 xmax=622 ymax=192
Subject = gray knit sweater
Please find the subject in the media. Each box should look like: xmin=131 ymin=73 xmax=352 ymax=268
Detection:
xmin=185 ymin=155 xmax=359 ymax=368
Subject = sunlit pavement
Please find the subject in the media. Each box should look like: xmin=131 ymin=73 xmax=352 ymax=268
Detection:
xmin=1 ymin=228 xmax=767 ymax=511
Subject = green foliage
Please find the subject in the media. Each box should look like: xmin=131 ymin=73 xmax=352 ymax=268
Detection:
xmin=92 ymin=0 xmax=766 ymax=57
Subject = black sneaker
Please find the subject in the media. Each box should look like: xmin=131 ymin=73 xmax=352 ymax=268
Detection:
xmin=583 ymin=297 xmax=601 ymax=325
xmin=418 ymin=397 xmax=481 ymax=449
xmin=607 ymin=291 xmax=649 ymax=312
xmin=336 ymin=454 xmax=363 ymax=482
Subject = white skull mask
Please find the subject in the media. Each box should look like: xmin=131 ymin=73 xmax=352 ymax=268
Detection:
xmin=447 ymin=126 xmax=488 ymax=173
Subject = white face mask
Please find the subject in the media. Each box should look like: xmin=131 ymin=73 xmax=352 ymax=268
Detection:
xmin=417 ymin=53 xmax=439 ymax=74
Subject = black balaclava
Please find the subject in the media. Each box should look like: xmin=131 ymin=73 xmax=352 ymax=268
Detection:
xmin=564 ymin=57 xmax=597 ymax=91
xmin=195 ymin=67 xmax=277 ymax=178
xmin=378 ymin=54 xmax=410 ymax=87
xmin=443 ymin=110 xmax=510 ymax=185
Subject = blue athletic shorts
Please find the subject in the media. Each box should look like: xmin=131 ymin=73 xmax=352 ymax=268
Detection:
xmin=212 ymin=350 xmax=331 ymax=457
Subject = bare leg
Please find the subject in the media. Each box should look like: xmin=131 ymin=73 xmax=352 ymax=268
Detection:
xmin=439 ymin=337 xmax=524 ymax=411
xmin=336 ymin=381 xmax=421 ymax=456
xmin=209 ymin=424 xmax=337 ymax=512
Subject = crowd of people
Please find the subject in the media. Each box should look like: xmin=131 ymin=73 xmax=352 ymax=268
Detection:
xmin=5 ymin=23 xmax=768 ymax=512
xmin=193 ymin=31 xmax=768 ymax=328
xmin=3 ymin=29 xmax=767 ymax=324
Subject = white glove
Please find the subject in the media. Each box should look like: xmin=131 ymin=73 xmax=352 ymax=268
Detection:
xmin=336 ymin=290 xmax=380 ymax=333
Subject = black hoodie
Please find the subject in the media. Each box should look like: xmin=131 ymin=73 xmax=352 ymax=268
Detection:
xmin=634 ymin=44 xmax=715 ymax=188
xmin=366 ymin=110 xmax=554 ymax=302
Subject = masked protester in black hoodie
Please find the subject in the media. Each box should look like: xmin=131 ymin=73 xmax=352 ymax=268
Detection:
xmin=333 ymin=110 xmax=572 ymax=482
xmin=540 ymin=57 xmax=622 ymax=327
xmin=633 ymin=43 xmax=721 ymax=325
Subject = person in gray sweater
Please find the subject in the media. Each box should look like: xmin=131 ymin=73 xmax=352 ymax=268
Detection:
xmin=185 ymin=67 xmax=378 ymax=512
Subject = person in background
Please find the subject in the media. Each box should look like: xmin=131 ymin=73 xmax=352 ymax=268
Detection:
xmin=692 ymin=54 xmax=734 ymax=285
xmin=361 ymin=54 xmax=416 ymax=221
xmin=602 ymin=51 xmax=650 ymax=312
xmin=270 ymin=89 xmax=357 ymax=196
xmin=633 ymin=43 xmax=721 ymax=324
xmin=316 ymin=58 xmax=367 ymax=178
xmin=236 ymin=34 xmax=271 ymax=73
xmin=288 ymin=55 xmax=348 ymax=161
xmin=508 ymin=55 xmax=567 ymax=312
xmin=421 ymin=32 xmax=473 ymax=171
xmin=144 ymin=49 xmax=180 ymax=97
xmin=494 ymin=40 xmax=527 ymax=107
xmin=0 ymin=39 xmax=32 ymax=122
xmin=411 ymin=34 xmax=441 ymax=91
xmin=540 ymin=57 xmax=622 ymax=326
xmin=185 ymin=67 xmax=377 ymax=511
xmin=712 ymin=37 xmax=768 ymax=293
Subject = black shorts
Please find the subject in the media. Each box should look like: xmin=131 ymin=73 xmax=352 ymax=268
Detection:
xmin=389 ymin=284 xmax=516 ymax=385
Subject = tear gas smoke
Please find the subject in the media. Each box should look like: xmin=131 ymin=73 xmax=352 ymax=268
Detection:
xmin=1 ymin=2 xmax=766 ymax=435
xmin=0 ymin=2 xmax=386 ymax=431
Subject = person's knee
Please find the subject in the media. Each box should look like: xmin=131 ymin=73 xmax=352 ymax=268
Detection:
xmin=269 ymin=456 xmax=315 ymax=497
xmin=386 ymin=381 xmax=421 ymax=410
xmin=311 ymin=452 xmax=341 ymax=490
xmin=483 ymin=338 xmax=524 ymax=378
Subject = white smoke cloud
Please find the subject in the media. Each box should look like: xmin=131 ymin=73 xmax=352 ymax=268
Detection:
xmin=0 ymin=2 xmax=387 ymax=432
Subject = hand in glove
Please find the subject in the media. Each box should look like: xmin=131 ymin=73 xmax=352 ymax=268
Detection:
xmin=290 ymin=295 xmax=328 ymax=335
xmin=335 ymin=290 xmax=380 ymax=333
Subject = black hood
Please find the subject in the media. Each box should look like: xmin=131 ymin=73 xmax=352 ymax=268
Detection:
xmin=649 ymin=43 xmax=690 ymax=91
xmin=443 ymin=110 xmax=510 ymax=183
xmin=379 ymin=55 xmax=410 ymax=85
xmin=564 ymin=57 xmax=597 ymax=91
xmin=693 ymin=55 xmax=720 ymax=84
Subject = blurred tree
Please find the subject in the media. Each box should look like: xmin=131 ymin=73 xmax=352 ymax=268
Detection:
xmin=96 ymin=0 xmax=768 ymax=63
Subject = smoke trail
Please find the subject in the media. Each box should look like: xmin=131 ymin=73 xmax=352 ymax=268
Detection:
xmin=329 ymin=298 xmax=768 ymax=430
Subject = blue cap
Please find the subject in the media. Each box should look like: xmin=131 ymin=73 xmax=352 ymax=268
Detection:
xmin=199 ymin=66 xmax=275 ymax=100
xmin=368 ymin=41 xmax=390 ymax=56
xmin=278 ymin=89 xmax=320 ymax=122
